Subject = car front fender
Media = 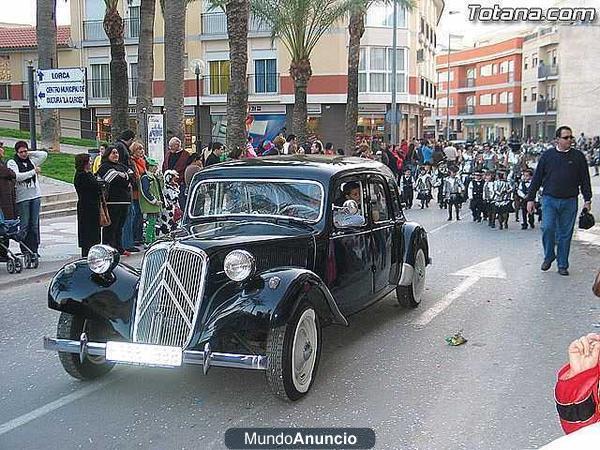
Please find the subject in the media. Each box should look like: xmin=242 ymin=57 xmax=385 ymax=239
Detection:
xmin=402 ymin=222 xmax=430 ymax=266
xmin=47 ymin=260 xmax=139 ymax=340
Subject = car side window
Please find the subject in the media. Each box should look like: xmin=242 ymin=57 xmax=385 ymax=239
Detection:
xmin=369 ymin=180 xmax=391 ymax=223
xmin=332 ymin=178 xmax=367 ymax=229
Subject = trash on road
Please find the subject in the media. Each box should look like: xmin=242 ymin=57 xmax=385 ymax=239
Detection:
xmin=445 ymin=331 xmax=468 ymax=346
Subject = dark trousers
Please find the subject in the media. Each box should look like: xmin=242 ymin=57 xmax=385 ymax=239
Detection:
xmin=520 ymin=205 xmax=535 ymax=228
xmin=103 ymin=204 xmax=129 ymax=253
xmin=403 ymin=190 xmax=414 ymax=208
xmin=470 ymin=199 xmax=483 ymax=221
xmin=448 ymin=201 xmax=461 ymax=220
xmin=487 ymin=203 xmax=496 ymax=226
xmin=0 ymin=236 xmax=8 ymax=259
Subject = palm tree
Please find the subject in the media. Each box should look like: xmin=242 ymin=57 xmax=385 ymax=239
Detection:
xmin=136 ymin=0 xmax=156 ymax=144
xmin=344 ymin=0 xmax=412 ymax=153
xmin=208 ymin=0 xmax=250 ymax=152
xmin=253 ymin=0 xmax=351 ymax=144
xmin=163 ymin=0 xmax=187 ymax=143
xmin=103 ymin=0 xmax=129 ymax=140
xmin=36 ymin=0 xmax=61 ymax=152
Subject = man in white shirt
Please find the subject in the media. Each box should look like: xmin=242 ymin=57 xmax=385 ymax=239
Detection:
xmin=443 ymin=142 xmax=458 ymax=163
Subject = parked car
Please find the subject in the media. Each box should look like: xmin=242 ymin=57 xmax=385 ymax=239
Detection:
xmin=44 ymin=156 xmax=431 ymax=401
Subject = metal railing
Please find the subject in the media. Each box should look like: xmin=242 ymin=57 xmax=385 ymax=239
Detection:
xmin=88 ymin=78 xmax=138 ymax=99
xmin=203 ymin=73 xmax=280 ymax=96
xmin=459 ymin=105 xmax=474 ymax=115
xmin=460 ymin=78 xmax=476 ymax=88
xmin=83 ymin=18 xmax=141 ymax=41
xmin=537 ymin=99 xmax=557 ymax=113
xmin=538 ymin=64 xmax=559 ymax=78
xmin=200 ymin=12 xmax=271 ymax=35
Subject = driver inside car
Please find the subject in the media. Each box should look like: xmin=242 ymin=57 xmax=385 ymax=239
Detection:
xmin=333 ymin=181 xmax=366 ymax=228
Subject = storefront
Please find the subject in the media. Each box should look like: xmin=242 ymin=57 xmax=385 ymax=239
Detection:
xmin=94 ymin=107 xmax=140 ymax=143
xmin=357 ymin=104 xmax=386 ymax=144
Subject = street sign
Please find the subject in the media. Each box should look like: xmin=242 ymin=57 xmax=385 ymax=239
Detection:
xmin=385 ymin=109 xmax=401 ymax=124
xmin=35 ymin=68 xmax=87 ymax=109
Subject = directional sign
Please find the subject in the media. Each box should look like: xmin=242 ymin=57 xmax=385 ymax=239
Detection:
xmin=412 ymin=257 xmax=507 ymax=327
xmin=36 ymin=68 xmax=87 ymax=109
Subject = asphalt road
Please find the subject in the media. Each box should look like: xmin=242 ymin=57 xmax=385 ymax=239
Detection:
xmin=1 ymin=202 xmax=599 ymax=450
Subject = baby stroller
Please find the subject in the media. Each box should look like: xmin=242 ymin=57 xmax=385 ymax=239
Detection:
xmin=0 ymin=212 xmax=38 ymax=274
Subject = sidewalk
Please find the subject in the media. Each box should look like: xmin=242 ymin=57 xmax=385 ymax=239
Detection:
xmin=0 ymin=136 xmax=91 ymax=155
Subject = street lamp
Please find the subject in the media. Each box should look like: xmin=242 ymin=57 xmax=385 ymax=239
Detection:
xmin=189 ymin=59 xmax=205 ymax=152
xmin=445 ymin=10 xmax=460 ymax=141
xmin=390 ymin=0 xmax=399 ymax=144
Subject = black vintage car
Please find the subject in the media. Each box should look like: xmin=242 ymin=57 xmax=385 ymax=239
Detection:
xmin=44 ymin=156 xmax=430 ymax=401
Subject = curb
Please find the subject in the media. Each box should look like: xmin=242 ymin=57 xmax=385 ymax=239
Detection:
xmin=0 ymin=266 xmax=63 ymax=290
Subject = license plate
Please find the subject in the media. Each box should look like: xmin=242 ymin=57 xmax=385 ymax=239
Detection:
xmin=105 ymin=341 xmax=183 ymax=367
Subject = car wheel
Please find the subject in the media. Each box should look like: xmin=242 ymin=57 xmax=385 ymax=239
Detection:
xmin=397 ymin=246 xmax=427 ymax=308
xmin=56 ymin=312 xmax=115 ymax=380
xmin=265 ymin=304 xmax=321 ymax=401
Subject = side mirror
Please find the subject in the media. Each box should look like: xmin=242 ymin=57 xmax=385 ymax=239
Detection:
xmin=342 ymin=199 xmax=359 ymax=215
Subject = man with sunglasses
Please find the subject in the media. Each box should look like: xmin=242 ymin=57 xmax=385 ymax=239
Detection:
xmin=526 ymin=126 xmax=592 ymax=276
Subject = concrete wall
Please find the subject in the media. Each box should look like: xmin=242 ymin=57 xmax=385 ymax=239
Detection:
xmin=557 ymin=25 xmax=600 ymax=136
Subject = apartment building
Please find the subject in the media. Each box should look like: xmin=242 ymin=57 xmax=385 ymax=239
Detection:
xmin=0 ymin=0 xmax=444 ymax=147
xmin=435 ymin=37 xmax=523 ymax=142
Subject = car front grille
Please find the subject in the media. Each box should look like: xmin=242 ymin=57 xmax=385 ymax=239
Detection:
xmin=133 ymin=242 xmax=208 ymax=348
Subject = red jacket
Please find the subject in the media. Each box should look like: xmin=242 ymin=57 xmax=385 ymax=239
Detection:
xmin=555 ymin=363 xmax=600 ymax=434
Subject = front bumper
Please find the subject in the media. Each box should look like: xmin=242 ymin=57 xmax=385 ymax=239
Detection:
xmin=43 ymin=335 xmax=268 ymax=373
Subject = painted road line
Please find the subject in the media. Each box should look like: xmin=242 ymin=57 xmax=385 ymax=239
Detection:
xmin=429 ymin=223 xmax=453 ymax=234
xmin=413 ymin=257 xmax=507 ymax=327
xmin=0 ymin=374 xmax=125 ymax=436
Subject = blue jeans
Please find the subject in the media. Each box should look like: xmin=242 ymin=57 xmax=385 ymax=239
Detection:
xmin=17 ymin=197 xmax=41 ymax=254
xmin=541 ymin=195 xmax=578 ymax=270
xmin=122 ymin=202 xmax=140 ymax=250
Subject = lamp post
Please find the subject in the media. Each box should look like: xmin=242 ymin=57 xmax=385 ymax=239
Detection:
xmin=445 ymin=11 xmax=460 ymax=141
xmin=390 ymin=0 xmax=398 ymax=144
xmin=190 ymin=59 xmax=205 ymax=152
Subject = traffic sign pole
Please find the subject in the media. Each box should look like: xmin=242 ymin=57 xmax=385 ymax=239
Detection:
xmin=27 ymin=64 xmax=37 ymax=151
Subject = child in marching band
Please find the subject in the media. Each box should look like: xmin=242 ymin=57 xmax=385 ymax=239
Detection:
xmin=468 ymin=170 xmax=485 ymax=222
xmin=517 ymin=168 xmax=535 ymax=230
xmin=444 ymin=165 xmax=465 ymax=221
xmin=399 ymin=168 xmax=415 ymax=209
xmin=415 ymin=165 xmax=433 ymax=209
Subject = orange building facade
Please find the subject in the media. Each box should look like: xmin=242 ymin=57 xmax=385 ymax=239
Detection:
xmin=435 ymin=37 xmax=523 ymax=142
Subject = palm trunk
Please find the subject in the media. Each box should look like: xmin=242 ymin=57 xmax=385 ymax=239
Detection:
xmin=36 ymin=0 xmax=61 ymax=152
xmin=136 ymin=0 xmax=156 ymax=145
xmin=225 ymin=0 xmax=249 ymax=152
xmin=290 ymin=58 xmax=312 ymax=145
xmin=104 ymin=6 xmax=129 ymax=141
xmin=164 ymin=0 xmax=186 ymax=143
xmin=345 ymin=11 xmax=365 ymax=155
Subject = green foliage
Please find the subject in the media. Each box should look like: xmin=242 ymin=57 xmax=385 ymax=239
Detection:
xmin=4 ymin=147 xmax=76 ymax=184
xmin=0 ymin=128 xmax=98 ymax=149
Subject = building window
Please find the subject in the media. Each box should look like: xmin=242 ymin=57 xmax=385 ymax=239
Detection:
xmin=466 ymin=68 xmax=476 ymax=79
xmin=129 ymin=62 xmax=138 ymax=98
xmin=366 ymin=2 xmax=406 ymax=28
xmin=551 ymin=49 xmax=557 ymax=66
xmin=499 ymin=61 xmax=509 ymax=73
xmin=531 ymin=87 xmax=537 ymax=101
xmin=479 ymin=93 xmax=492 ymax=106
xmin=480 ymin=64 xmax=492 ymax=77
xmin=0 ymin=84 xmax=9 ymax=100
xmin=209 ymin=60 xmax=230 ymax=95
xmin=420 ymin=17 xmax=424 ymax=33
xmin=523 ymin=88 xmax=528 ymax=102
xmin=532 ymin=54 xmax=538 ymax=67
xmin=524 ymin=57 xmax=529 ymax=70
xmin=359 ymin=46 xmax=407 ymax=93
xmin=439 ymin=70 xmax=454 ymax=83
xmin=420 ymin=77 xmax=425 ymax=95
xmin=90 ymin=63 xmax=110 ymax=98
xmin=254 ymin=59 xmax=277 ymax=93
xmin=128 ymin=6 xmax=140 ymax=38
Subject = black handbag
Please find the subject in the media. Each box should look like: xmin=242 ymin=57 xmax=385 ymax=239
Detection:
xmin=579 ymin=208 xmax=595 ymax=230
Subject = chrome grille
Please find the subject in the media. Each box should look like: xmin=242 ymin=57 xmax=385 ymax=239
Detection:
xmin=133 ymin=242 xmax=208 ymax=348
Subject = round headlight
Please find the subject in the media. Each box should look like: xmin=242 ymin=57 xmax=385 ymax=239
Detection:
xmin=87 ymin=244 xmax=119 ymax=274
xmin=224 ymin=250 xmax=256 ymax=282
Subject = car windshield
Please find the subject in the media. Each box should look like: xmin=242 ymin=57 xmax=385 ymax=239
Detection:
xmin=189 ymin=179 xmax=324 ymax=222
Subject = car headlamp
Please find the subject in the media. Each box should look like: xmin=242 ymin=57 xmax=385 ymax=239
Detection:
xmin=87 ymin=244 xmax=120 ymax=274
xmin=224 ymin=250 xmax=256 ymax=282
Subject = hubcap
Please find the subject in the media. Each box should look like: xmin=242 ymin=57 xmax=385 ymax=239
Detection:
xmin=291 ymin=309 xmax=318 ymax=393
xmin=412 ymin=249 xmax=426 ymax=303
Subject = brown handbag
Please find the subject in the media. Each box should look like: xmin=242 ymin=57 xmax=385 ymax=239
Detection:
xmin=99 ymin=193 xmax=111 ymax=227
xmin=593 ymin=270 xmax=600 ymax=298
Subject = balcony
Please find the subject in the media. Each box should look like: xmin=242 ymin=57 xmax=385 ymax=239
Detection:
xmin=200 ymin=12 xmax=271 ymax=36
xmin=83 ymin=18 xmax=141 ymax=42
xmin=203 ymin=73 xmax=280 ymax=96
xmin=88 ymin=78 xmax=138 ymax=100
xmin=459 ymin=105 xmax=474 ymax=115
xmin=460 ymin=78 xmax=476 ymax=89
xmin=536 ymin=99 xmax=557 ymax=113
xmin=537 ymin=64 xmax=559 ymax=79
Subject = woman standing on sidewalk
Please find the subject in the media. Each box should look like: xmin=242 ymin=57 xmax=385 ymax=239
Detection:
xmin=74 ymin=153 xmax=101 ymax=257
xmin=6 ymin=140 xmax=47 ymax=258
xmin=97 ymin=147 xmax=132 ymax=255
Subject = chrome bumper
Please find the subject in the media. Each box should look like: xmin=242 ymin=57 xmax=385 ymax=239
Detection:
xmin=43 ymin=335 xmax=268 ymax=373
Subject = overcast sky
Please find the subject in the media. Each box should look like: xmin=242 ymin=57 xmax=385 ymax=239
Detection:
xmin=5 ymin=0 xmax=598 ymax=40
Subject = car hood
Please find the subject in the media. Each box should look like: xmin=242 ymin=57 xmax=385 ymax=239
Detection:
xmin=169 ymin=220 xmax=314 ymax=251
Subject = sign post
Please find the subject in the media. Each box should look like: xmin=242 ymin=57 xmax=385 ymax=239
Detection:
xmin=36 ymin=68 xmax=87 ymax=110
xmin=27 ymin=63 xmax=37 ymax=151
xmin=147 ymin=114 xmax=165 ymax=168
